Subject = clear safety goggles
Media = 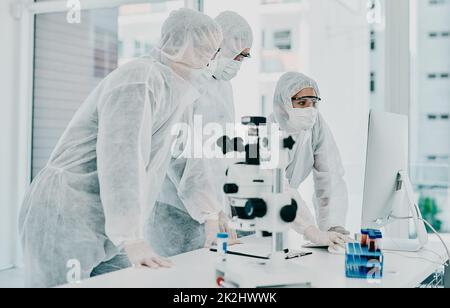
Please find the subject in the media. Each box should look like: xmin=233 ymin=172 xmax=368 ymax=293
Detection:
xmin=235 ymin=52 xmax=251 ymax=62
xmin=291 ymin=96 xmax=321 ymax=107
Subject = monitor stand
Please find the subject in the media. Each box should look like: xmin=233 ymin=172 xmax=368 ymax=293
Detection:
xmin=382 ymin=171 xmax=429 ymax=252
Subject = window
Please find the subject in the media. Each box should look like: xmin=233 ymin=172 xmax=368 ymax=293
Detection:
xmin=370 ymin=0 xmax=450 ymax=233
xmin=368 ymin=0 xmax=386 ymax=112
xmin=273 ymin=30 xmax=292 ymax=50
xmin=31 ymin=1 xmax=185 ymax=179
xmin=133 ymin=40 xmax=143 ymax=58
xmin=261 ymin=95 xmax=267 ymax=116
xmin=410 ymin=0 xmax=450 ymax=232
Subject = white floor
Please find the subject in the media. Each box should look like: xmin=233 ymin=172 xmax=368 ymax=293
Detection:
xmin=0 ymin=268 xmax=25 ymax=288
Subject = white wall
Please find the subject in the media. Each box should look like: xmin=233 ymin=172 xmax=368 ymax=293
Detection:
xmin=0 ymin=0 xmax=22 ymax=270
xmin=204 ymin=0 xmax=262 ymax=120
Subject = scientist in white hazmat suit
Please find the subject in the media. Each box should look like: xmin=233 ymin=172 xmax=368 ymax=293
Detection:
xmin=19 ymin=9 xmax=223 ymax=288
xmin=271 ymin=72 xmax=352 ymax=250
xmin=147 ymin=11 xmax=253 ymax=257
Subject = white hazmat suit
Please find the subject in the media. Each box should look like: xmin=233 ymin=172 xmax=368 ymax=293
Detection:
xmin=148 ymin=11 xmax=254 ymax=257
xmin=271 ymin=72 xmax=351 ymax=248
xmin=19 ymin=8 xmax=222 ymax=288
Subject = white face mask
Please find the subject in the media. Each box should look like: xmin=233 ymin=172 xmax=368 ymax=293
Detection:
xmin=209 ymin=58 xmax=242 ymax=81
xmin=287 ymin=107 xmax=318 ymax=132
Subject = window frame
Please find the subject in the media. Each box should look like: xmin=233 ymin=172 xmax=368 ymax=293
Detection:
xmin=17 ymin=0 xmax=202 ymax=184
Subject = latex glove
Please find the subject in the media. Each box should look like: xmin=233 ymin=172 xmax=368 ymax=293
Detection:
xmin=204 ymin=219 xmax=220 ymax=248
xmin=304 ymin=226 xmax=350 ymax=250
xmin=219 ymin=212 xmax=241 ymax=246
xmin=204 ymin=216 xmax=241 ymax=248
xmin=329 ymin=226 xmax=351 ymax=237
xmin=123 ymin=240 xmax=173 ymax=269
xmin=328 ymin=227 xmax=354 ymax=244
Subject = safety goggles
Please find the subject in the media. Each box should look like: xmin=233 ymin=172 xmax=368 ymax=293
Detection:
xmin=235 ymin=52 xmax=251 ymax=62
xmin=291 ymin=96 xmax=321 ymax=107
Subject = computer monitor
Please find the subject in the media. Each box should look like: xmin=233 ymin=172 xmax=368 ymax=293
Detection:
xmin=362 ymin=110 xmax=428 ymax=252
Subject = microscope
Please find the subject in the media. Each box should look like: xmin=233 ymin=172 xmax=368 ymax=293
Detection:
xmin=221 ymin=116 xmax=298 ymax=261
xmin=217 ymin=117 xmax=310 ymax=288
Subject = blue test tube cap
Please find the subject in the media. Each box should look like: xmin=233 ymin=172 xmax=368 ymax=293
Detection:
xmin=368 ymin=231 xmax=377 ymax=239
xmin=217 ymin=233 xmax=229 ymax=239
xmin=361 ymin=229 xmax=369 ymax=235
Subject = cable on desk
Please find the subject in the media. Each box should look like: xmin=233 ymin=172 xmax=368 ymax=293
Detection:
xmin=383 ymin=251 xmax=444 ymax=267
xmin=389 ymin=215 xmax=450 ymax=267
xmin=422 ymin=247 xmax=447 ymax=265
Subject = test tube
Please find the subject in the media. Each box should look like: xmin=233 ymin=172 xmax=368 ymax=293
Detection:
xmin=375 ymin=233 xmax=383 ymax=251
xmin=215 ymin=233 xmax=229 ymax=285
xmin=361 ymin=229 xmax=369 ymax=247
xmin=217 ymin=233 xmax=229 ymax=262
xmin=368 ymin=234 xmax=377 ymax=252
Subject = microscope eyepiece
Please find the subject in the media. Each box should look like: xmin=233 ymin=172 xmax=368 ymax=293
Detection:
xmin=241 ymin=116 xmax=267 ymax=126
xmin=223 ymin=183 xmax=239 ymax=194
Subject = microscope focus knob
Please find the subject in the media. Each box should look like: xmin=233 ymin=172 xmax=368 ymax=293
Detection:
xmin=245 ymin=199 xmax=268 ymax=219
xmin=283 ymin=136 xmax=296 ymax=150
xmin=280 ymin=199 xmax=298 ymax=223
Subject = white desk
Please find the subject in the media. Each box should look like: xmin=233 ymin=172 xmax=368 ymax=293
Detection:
xmin=61 ymin=235 xmax=448 ymax=288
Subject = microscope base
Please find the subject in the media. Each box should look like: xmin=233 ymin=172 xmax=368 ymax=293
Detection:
xmin=223 ymin=259 xmax=311 ymax=288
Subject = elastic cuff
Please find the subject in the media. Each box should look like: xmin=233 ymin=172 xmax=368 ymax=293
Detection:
xmin=114 ymin=238 xmax=146 ymax=250
xmin=303 ymin=225 xmax=319 ymax=241
xmin=293 ymin=221 xmax=316 ymax=235
xmin=204 ymin=212 xmax=220 ymax=222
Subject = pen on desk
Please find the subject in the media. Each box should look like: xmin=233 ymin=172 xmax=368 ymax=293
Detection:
xmin=285 ymin=252 xmax=313 ymax=260
xmin=209 ymin=248 xmax=269 ymax=260
xmin=209 ymin=248 xmax=313 ymax=260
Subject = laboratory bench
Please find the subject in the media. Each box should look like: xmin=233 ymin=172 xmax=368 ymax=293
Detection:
xmin=60 ymin=233 xmax=449 ymax=288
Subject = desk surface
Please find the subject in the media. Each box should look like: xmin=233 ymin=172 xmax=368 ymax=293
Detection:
xmin=61 ymin=235 xmax=448 ymax=288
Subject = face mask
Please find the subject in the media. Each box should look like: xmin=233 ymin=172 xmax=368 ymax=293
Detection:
xmin=209 ymin=58 xmax=242 ymax=81
xmin=287 ymin=107 xmax=318 ymax=132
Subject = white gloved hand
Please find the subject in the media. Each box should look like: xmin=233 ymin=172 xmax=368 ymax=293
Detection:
xmin=219 ymin=212 xmax=241 ymax=245
xmin=204 ymin=214 xmax=242 ymax=248
xmin=329 ymin=226 xmax=351 ymax=236
xmin=204 ymin=219 xmax=220 ymax=248
xmin=329 ymin=227 xmax=354 ymax=244
xmin=123 ymin=240 xmax=173 ymax=269
xmin=304 ymin=226 xmax=350 ymax=250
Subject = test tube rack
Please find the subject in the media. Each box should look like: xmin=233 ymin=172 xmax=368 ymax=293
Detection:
xmin=345 ymin=229 xmax=384 ymax=280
